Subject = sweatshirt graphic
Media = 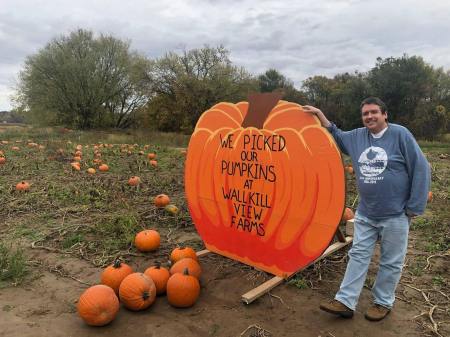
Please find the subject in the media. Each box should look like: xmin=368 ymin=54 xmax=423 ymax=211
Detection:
xmin=326 ymin=123 xmax=430 ymax=219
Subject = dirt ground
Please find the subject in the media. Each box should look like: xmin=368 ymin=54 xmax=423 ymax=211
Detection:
xmin=0 ymin=233 xmax=429 ymax=337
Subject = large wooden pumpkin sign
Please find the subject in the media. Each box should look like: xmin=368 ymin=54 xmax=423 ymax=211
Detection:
xmin=185 ymin=93 xmax=345 ymax=277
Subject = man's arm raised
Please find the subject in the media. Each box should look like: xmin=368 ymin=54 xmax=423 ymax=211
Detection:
xmin=303 ymin=105 xmax=332 ymax=128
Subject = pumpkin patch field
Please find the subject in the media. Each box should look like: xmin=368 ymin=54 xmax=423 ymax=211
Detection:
xmin=0 ymin=125 xmax=448 ymax=337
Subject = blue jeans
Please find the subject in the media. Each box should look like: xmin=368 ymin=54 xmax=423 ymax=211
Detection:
xmin=335 ymin=212 xmax=410 ymax=310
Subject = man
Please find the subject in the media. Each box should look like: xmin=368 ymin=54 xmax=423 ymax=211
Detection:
xmin=303 ymin=97 xmax=430 ymax=321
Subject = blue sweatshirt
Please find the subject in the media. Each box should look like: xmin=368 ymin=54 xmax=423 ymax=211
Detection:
xmin=327 ymin=123 xmax=430 ymax=219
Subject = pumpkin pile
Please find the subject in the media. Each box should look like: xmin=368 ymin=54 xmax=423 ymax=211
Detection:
xmin=77 ymin=245 xmax=202 ymax=326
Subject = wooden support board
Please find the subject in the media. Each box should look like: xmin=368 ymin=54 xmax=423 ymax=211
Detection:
xmin=241 ymin=236 xmax=353 ymax=304
xmin=196 ymin=249 xmax=210 ymax=257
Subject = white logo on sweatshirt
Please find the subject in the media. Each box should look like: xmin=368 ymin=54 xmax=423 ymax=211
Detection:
xmin=358 ymin=147 xmax=387 ymax=181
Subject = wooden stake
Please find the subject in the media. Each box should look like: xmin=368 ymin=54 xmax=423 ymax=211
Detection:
xmin=241 ymin=236 xmax=353 ymax=304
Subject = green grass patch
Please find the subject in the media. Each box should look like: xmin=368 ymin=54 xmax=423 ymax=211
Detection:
xmin=288 ymin=275 xmax=309 ymax=289
xmin=0 ymin=242 xmax=27 ymax=287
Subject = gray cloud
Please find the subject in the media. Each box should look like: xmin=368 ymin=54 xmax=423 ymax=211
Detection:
xmin=0 ymin=0 xmax=449 ymax=110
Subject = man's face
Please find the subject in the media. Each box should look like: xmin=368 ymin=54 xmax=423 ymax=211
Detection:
xmin=361 ymin=103 xmax=388 ymax=133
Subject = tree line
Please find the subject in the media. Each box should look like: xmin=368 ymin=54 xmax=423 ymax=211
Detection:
xmin=14 ymin=29 xmax=450 ymax=140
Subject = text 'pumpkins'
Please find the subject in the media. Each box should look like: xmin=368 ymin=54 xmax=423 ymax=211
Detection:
xmin=184 ymin=93 xmax=345 ymax=277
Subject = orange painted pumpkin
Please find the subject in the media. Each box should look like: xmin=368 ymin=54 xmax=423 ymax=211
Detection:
xmin=170 ymin=258 xmax=201 ymax=279
xmin=119 ymin=273 xmax=156 ymax=311
xmin=144 ymin=263 xmax=170 ymax=295
xmin=184 ymin=94 xmax=345 ymax=276
xmin=100 ymin=259 xmax=134 ymax=294
xmin=154 ymin=194 xmax=170 ymax=208
xmin=16 ymin=181 xmax=30 ymax=191
xmin=170 ymin=247 xmax=198 ymax=264
xmin=128 ymin=176 xmax=141 ymax=186
xmin=342 ymin=207 xmax=354 ymax=222
xmin=167 ymin=268 xmax=200 ymax=308
xmin=77 ymin=284 xmax=119 ymax=326
xmin=134 ymin=229 xmax=160 ymax=252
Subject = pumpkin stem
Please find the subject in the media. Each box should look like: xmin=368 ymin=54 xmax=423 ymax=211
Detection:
xmin=113 ymin=259 xmax=122 ymax=268
xmin=183 ymin=267 xmax=190 ymax=276
xmin=155 ymin=261 xmax=161 ymax=269
xmin=142 ymin=291 xmax=150 ymax=301
xmin=241 ymin=92 xmax=283 ymax=129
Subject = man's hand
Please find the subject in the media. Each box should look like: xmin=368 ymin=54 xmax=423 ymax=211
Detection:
xmin=303 ymin=105 xmax=322 ymax=115
xmin=303 ymin=105 xmax=332 ymax=127
xmin=406 ymin=210 xmax=417 ymax=219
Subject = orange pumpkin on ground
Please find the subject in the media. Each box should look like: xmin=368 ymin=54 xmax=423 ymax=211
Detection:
xmin=147 ymin=153 xmax=156 ymax=160
xmin=149 ymin=160 xmax=158 ymax=167
xmin=154 ymin=194 xmax=170 ymax=208
xmin=184 ymin=94 xmax=345 ymax=277
xmin=144 ymin=263 xmax=170 ymax=295
xmin=0 ymin=157 xmax=6 ymax=165
xmin=164 ymin=204 xmax=179 ymax=215
xmin=342 ymin=207 xmax=354 ymax=222
xmin=119 ymin=273 xmax=156 ymax=311
xmin=71 ymin=162 xmax=81 ymax=171
xmin=100 ymin=259 xmax=134 ymax=294
xmin=16 ymin=181 xmax=30 ymax=191
xmin=73 ymin=156 xmax=82 ymax=162
xmin=87 ymin=168 xmax=96 ymax=175
xmin=427 ymin=191 xmax=433 ymax=203
xmin=77 ymin=284 xmax=119 ymax=326
xmin=134 ymin=229 xmax=160 ymax=252
xmin=170 ymin=258 xmax=201 ymax=279
xmin=170 ymin=247 xmax=198 ymax=264
xmin=98 ymin=164 xmax=109 ymax=172
xmin=167 ymin=268 xmax=201 ymax=308
xmin=345 ymin=165 xmax=354 ymax=174
xmin=128 ymin=176 xmax=141 ymax=186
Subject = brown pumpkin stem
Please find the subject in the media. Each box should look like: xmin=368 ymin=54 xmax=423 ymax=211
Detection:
xmin=183 ymin=267 xmax=190 ymax=276
xmin=241 ymin=92 xmax=283 ymax=129
xmin=155 ymin=261 xmax=161 ymax=269
xmin=113 ymin=259 xmax=122 ymax=268
xmin=142 ymin=291 xmax=150 ymax=301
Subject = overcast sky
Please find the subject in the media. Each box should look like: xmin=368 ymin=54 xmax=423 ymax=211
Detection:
xmin=1 ymin=0 xmax=450 ymax=111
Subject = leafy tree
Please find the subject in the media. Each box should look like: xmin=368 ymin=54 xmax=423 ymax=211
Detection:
xmin=258 ymin=69 xmax=292 ymax=92
xmin=410 ymin=104 xmax=448 ymax=140
xmin=16 ymin=29 xmax=151 ymax=128
xmin=302 ymin=75 xmax=338 ymax=121
xmin=330 ymin=72 xmax=372 ymax=129
xmin=258 ymin=69 xmax=307 ymax=104
xmin=146 ymin=46 xmax=258 ymax=132
xmin=367 ymin=55 xmax=435 ymax=126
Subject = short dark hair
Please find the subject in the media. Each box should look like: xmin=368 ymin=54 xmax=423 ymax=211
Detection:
xmin=360 ymin=97 xmax=387 ymax=113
